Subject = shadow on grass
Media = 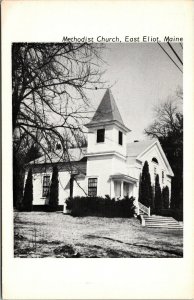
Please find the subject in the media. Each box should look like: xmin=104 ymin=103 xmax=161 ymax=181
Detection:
xmin=84 ymin=234 xmax=183 ymax=257
xmin=15 ymin=220 xmax=46 ymax=226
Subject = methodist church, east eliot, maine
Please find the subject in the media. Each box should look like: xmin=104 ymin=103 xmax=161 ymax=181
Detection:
xmin=26 ymin=89 xmax=174 ymax=214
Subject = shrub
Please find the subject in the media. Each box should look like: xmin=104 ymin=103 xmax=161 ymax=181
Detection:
xmin=65 ymin=195 xmax=136 ymax=218
xmin=172 ymin=208 xmax=183 ymax=221
xmin=114 ymin=196 xmax=136 ymax=217
xmin=22 ymin=168 xmax=33 ymax=211
xmin=139 ymin=161 xmax=153 ymax=208
xmin=155 ymin=174 xmax=162 ymax=210
xmin=154 ymin=208 xmax=183 ymax=221
xmin=162 ymin=186 xmax=170 ymax=209
xmin=48 ymin=166 xmax=59 ymax=211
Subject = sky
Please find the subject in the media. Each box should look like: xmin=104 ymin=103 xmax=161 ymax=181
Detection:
xmin=87 ymin=43 xmax=183 ymax=142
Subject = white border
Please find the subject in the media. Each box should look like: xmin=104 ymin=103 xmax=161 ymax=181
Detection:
xmin=2 ymin=1 xmax=194 ymax=299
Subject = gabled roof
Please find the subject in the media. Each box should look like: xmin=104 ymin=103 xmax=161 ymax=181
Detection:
xmin=127 ymin=139 xmax=174 ymax=176
xmin=28 ymin=147 xmax=87 ymax=165
xmin=127 ymin=139 xmax=157 ymax=157
xmin=86 ymin=89 xmax=125 ymax=127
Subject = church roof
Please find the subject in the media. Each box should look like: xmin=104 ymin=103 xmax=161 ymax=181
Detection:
xmin=126 ymin=139 xmax=157 ymax=164
xmin=127 ymin=139 xmax=174 ymax=176
xmin=86 ymin=89 xmax=125 ymax=127
xmin=28 ymin=147 xmax=87 ymax=165
xmin=127 ymin=139 xmax=157 ymax=157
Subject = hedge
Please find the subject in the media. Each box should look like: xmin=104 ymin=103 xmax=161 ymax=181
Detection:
xmin=155 ymin=208 xmax=183 ymax=221
xmin=65 ymin=195 xmax=136 ymax=218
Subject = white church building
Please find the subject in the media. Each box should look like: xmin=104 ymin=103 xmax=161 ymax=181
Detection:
xmin=27 ymin=89 xmax=174 ymax=213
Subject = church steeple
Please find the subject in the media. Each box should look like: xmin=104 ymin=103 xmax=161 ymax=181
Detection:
xmin=85 ymin=89 xmax=131 ymax=158
xmin=85 ymin=89 xmax=130 ymax=133
xmin=87 ymin=88 xmax=124 ymax=125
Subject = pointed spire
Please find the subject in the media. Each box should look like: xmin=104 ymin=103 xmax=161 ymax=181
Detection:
xmin=86 ymin=89 xmax=125 ymax=126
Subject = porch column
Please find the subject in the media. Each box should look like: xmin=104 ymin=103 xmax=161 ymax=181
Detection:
xmin=121 ymin=180 xmax=124 ymax=199
xmin=133 ymin=182 xmax=139 ymax=215
xmin=110 ymin=179 xmax=114 ymax=199
xmin=133 ymin=183 xmax=138 ymax=201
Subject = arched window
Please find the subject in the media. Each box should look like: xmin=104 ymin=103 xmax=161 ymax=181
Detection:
xmin=154 ymin=167 xmax=157 ymax=179
xmin=162 ymin=171 xmax=164 ymax=183
xmin=152 ymin=157 xmax=158 ymax=164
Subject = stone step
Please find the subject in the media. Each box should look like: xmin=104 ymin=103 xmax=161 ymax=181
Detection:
xmin=144 ymin=216 xmax=174 ymax=219
xmin=146 ymin=225 xmax=183 ymax=229
xmin=145 ymin=222 xmax=181 ymax=226
xmin=145 ymin=220 xmax=178 ymax=224
xmin=141 ymin=215 xmax=183 ymax=229
xmin=146 ymin=224 xmax=182 ymax=226
xmin=144 ymin=217 xmax=175 ymax=220
xmin=145 ymin=221 xmax=176 ymax=223
xmin=146 ymin=222 xmax=182 ymax=227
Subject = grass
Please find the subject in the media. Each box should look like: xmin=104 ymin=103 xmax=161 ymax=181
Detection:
xmin=14 ymin=211 xmax=183 ymax=258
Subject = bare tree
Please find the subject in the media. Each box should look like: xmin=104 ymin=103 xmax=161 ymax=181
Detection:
xmin=12 ymin=43 xmax=105 ymax=208
xmin=12 ymin=43 xmax=105 ymax=159
xmin=145 ymin=92 xmax=183 ymax=210
xmin=145 ymin=99 xmax=182 ymax=140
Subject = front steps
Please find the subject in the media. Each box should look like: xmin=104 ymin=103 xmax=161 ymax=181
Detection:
xmin=141 ymin=215 xmax=183 ymax=230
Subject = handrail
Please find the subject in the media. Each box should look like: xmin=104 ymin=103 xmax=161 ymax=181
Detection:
xmin=138 ymin=201 xmax=150 ymax=217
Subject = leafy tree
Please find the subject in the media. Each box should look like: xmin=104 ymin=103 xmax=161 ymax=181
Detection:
xmin=162 ymin=186 xmax=170 ymax=209
xmin=145 ymin=92 xmax=183 ymax=210
xmin=138 ymin=173 xmax=142 ymax=202
xmin=13 ymin=141 xmax=41 ymax=208
xmin=139 ymin=161 xmax=153 ymax=208
xmin=49 ymin=166 xmax=59 ymax=210
xmin=154 ymin=174 xmax=162 ymax=210
xmin=22 ymin=168 xmax=33 ymax=211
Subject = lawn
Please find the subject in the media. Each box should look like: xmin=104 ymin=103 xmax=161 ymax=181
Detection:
xmin=14 ymin=211 xmax=183 ymax=258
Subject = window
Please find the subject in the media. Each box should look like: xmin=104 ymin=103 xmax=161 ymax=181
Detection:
xmin=162 ymin=171 xmax=164 ymax=184
xmin=42 ymin=175 xmax=50 ymax=197
xmin=97 ymin=129 xmax=105 ymax=143
xmin=118 ymin=131 xmax=123 ymax=145
xmin=88 ymin=178 xmax=97 ymax=197
xmin=152 ymin=157 xmax=158 ymax=164
xmin=154 ymin=167 xmax=157 ymax=179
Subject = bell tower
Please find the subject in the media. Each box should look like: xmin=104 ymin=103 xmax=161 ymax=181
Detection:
xmin=85 ymin=89 xmax=131 ymax=158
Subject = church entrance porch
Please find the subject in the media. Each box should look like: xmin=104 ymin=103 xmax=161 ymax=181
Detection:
xmin=113 ymin=181 xmax=132 ymax=199
xmin=110 ymin=174 xmax=138 ymax=200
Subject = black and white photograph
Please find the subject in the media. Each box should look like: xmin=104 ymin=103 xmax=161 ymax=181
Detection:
xmin=13 ymin=42 xmax=183 ymax=258
xmin=2 ymin=1 xmax=194 ymax=299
